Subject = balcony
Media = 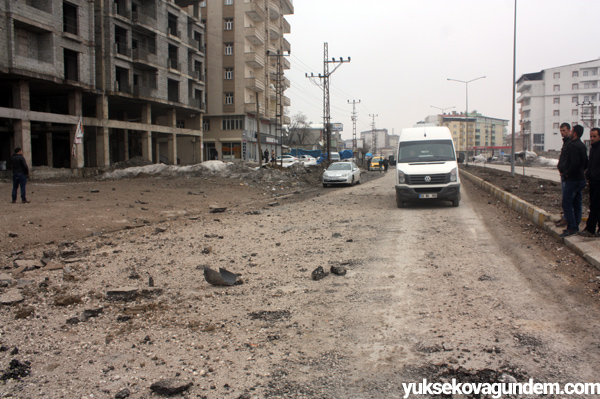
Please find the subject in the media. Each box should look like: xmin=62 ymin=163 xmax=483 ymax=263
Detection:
xmin=282 ymin=57 xmax=290 ymax=70
xmin=283 ymin=18 xmax=291 ymax=34
xmin=516 ymin=91 xmax=531 ymax=103
xmin=114 ymin=81 xmax=131 ymax=94
xmin=245 ymin=77 xmax=265 ymax=92
xmin=133 ymin=85 xmax=155 ymax=97
xmin=131 ymin=11 xmax=155 ymax=27
xmin=283 ymin=38 xmax=290 ymax=52
xmin=188 ymin=97 xmax=201 ymax=108
xmin=269 ymin=27 xmax=280 ymax=41
xmin=246 ymin=1 xmax=265 ymax=22
xmin=283 ymin=76 xmax=290 ymax=89
xmin=245 ymin=26 xmax=265 ymax=46
xmin=245 ymin=52 xmax=265 ymax=69
xmin=269 ymin=1 xmax=281 ymax=20
xmin=189 ymin=69 xmax=205 ymax=82
xmin=132 ymin=48 xmax=157 ymax=65
xmin=282 ymin=95 xmax=290 ymax=106
xmin=244 ymin=101 xmax=265 ymax=115
xmin=114 ymin=42 xmax=130 ymax=57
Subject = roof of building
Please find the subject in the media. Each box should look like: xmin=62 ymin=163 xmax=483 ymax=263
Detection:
xmin=516 ymin=71 xmax=544 ymax=84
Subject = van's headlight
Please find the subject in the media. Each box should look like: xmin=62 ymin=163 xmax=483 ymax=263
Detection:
xmin=397 ymin=170 xmax=406 ymax=184
xmin=450 ymin=167 xmax=458 ymax=182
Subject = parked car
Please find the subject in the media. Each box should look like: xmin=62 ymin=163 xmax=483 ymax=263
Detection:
xmin=275 ymin=155 xmax=299 ymax=167
xmin=330 ymin=153 xmax=341 ymax=162
xmin=322 ymin=161 xmax=361 ymax=187
xmin=298 ymin=155 xmax=317 ymax=166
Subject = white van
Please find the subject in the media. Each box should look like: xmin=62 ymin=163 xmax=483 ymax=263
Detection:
xmin=394 ymin=126 xmax=460 ymax=208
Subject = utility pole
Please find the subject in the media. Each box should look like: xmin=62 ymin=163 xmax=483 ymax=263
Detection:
xmin=348 ymin=100 xmax=360 ymax=158
xmin=267 ymin=50 xmax=289 ymax=166
xmin=369 ymin=114 xmax=378 ymax=155
xmin=577 ymin=100 xmax=595 ymax=129
xmin=306 ymin=43 xmax=350 ymax=164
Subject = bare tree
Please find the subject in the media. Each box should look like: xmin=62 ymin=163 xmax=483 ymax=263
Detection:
xmin=286 ymin=112 xmax=311 ymax=147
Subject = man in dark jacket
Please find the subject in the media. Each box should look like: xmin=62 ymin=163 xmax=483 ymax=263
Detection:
xmin=555 ymin=123 xmax=571 ymax=227
xmin=11 ymin=147 xmax=30 ymax=204
xmin=579 ymin=127 xmax=600 ymax=237
xmin=558 ymin=125 xmax=588 ymax=237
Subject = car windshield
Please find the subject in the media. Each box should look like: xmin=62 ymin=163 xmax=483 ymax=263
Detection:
xmin=328 ymin=163 xmax=351 ymax=171
xmin=397 ymin=140 xmax=455 ymax=163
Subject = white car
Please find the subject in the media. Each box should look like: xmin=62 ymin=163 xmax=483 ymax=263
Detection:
xmin=298 ymin=155 xmax=317 ymax=166
xmin=322 ymin=161 xmax=361 ymax=187
xmin=275 ymin=155 xmax=299 ymax=167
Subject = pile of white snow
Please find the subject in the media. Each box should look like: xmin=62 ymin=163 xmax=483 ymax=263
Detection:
xmin=100 ymin=160 xmax=232 ymax=179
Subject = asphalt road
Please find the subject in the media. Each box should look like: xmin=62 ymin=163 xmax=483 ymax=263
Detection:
xmin=472 ymin=162 xmax=560 ymax=182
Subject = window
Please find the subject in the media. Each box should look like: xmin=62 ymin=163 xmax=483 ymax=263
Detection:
xmin=168 ymin=44 xmax=178 ymax=69
xmin=533 ymin=134 xmax=544 ymax=145
xmin=168 ymin=79 xmax=179 ymax=102
xmin=224 ymin=43 xmax=233 ymax=55
xmin=553 ymin=110 xmax=560 ymax=116
xmin=225 ymin=92 xmax=234 ymax=105
xmin=572 ymin=83 xmax=579 ymax=90
xmin=553 ymin=85 xmax=560 ymax=92
xmin=224 ymin=18 xmax=233 ymax=30
xmin=553 ymin=123 xmax=559 ymax=129
xmin=224 ymin=68 xmax=233 ymax=80
xmin=63 ymin=2 xmax=77 ymax=35
xmin=584 ymin=96 xmax=589 ymax=102
xmin=573 ymin=71 xmax=579 ymax=77
xmin=203 ymin=118 xmax=210 ymax=131
xmin=553 ymin=97 xmax=560 ymax=104
xmin=200 ymin=0 xmax=206 ymax=6
xmin=572 ymin=96 xmax=578 ymax=103
xmin=64 ymin=49 xmax=78 ymax=81
xmin=572 ymin=109 xmax=578 ymax=116
xmin=168 ymin=13 xmax=178 ymax=37
xmin=222 ymin=115 xmax=244 ymax=130
xmin=553 ymin=72 xmax=560 ymax=79
xmin=583 ymin=71 xmax=589 ymax=77
xmin=592 ymin=95 xmax=596 ymax=101
xmin=224 ymin=0 xmax=233 ymax=4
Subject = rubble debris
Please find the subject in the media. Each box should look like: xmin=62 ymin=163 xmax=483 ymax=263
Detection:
xmin=0 ymin=359 xmax=31 ymax=381
xmin=54 ymin=295 xmax=83 ymax=306
xmin=0 ymin=289 xmax=24 ymax=305
xmin=115 ymin=388 xmax=131 ymax=398
xmin=204 ymin=267 xmax=237 ymax=286
xmin=15 ymin=306 xmax=34 ymax=319
xmin=209 ymin=205 xmax=227 ymax=213
xmin=149 ymin=379 xmax=193 ymax=396
xmin=106 ymin=287 xmax=139 ymax=301
xmin=330 ymin=265 xmax=347 ymax=276
xmin=81 ymin=307 xmax=104 ymax=321
xmin=8 ymin=232 xmax=18 ymax=238
xmin=311 ymin=266 xmax=328 ymax=281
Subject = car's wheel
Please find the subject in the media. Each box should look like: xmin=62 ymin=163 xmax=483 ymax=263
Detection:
xmin=451 ymin=199 xmax=460 ymax=207
xmin=356 ymin=175 xmax=361 ymax=184
xmin=396 ymin=196 xmax=404 ymax=208
xmin=323 ymin=183 xmax=328 ymax=188
xmin=350 ymin=176 xmax=355 ymax=186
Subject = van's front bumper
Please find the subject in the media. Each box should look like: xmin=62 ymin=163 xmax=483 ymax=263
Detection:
xmin=395 ymin=184 xmax=461 ymax=201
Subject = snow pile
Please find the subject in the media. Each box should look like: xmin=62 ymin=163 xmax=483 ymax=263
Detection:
xmin=533 ymin=156 xmax=558 ymax=167
xmin=473 ymin=154 xmax=487 ymax=163
xmin=100 ymin=161 xmax=232 ymax=180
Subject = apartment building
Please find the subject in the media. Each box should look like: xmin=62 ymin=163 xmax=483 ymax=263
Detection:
xmin=200 ymin=0 xmax=292 ymax=162
xmin=425 ymin=112 xmax=507 ymax=158
xmin=0 ymin=0 xmax=205 ymax=175
xmin=517 ymin=59 xmax=600 ymax=152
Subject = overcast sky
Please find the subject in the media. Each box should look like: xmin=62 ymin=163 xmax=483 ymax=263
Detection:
xmin=285 ymin=0 xmax=600 ymax=140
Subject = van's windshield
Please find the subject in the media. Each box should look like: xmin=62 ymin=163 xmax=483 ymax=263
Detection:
xmin=397 ymin=139 xmax=456 ymax=163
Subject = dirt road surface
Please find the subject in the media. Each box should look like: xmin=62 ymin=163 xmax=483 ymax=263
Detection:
xmin=1 ymin=166 xmax=600 ymax=398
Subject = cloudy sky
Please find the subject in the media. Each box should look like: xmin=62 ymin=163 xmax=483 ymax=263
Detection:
xmin=285 ymin=0 xmax=600 ymax=139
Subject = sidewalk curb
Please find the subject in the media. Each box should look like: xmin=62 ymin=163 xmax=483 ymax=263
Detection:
xmin=461 ymin=170 xmax=600 ymax=271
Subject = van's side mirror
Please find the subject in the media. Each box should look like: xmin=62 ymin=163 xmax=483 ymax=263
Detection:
xmin=457 ymin=152 xmax=465 ymax=164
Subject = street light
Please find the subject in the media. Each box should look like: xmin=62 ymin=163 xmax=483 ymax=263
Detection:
xmin=430 ymin=105 xmax=456 ymax=114
xmin=447 ymin=76 xmax=486 ymax=165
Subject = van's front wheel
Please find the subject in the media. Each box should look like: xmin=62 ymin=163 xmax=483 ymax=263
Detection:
xmin=451 ymin=199 xmax=460 ymax=207
xmin=396 ymin=196 xmax=405 ymax=208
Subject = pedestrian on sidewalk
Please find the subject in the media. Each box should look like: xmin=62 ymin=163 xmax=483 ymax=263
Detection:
xmin=558 ymin=125 xmax=588 ymax=237
xmin=579 ymin=127 xmax=600 ymax=237
xmin=11 ymin=147 xmax=30 ymax=204
xmin=556 ymin=122 xmax=571 ymax=228
xmin=383 ymin=157 xmax=389 ymax=172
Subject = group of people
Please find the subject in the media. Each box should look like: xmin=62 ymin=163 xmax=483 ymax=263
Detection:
xmin=366 ymin=156 xmax=390 ymax=172
xmin=556 ymin=123 xmax=600 ymax=237
xmin=263 ymin=149 xmax=276 ymax=163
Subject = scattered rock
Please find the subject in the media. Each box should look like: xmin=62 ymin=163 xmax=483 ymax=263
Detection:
xmin=54 ymin=295 xmax=83 ymax=306
xmin=8 ymin=232 xmax=18 ymax=238
xmin=15 ymin=306 xmax=34 ymax=319
xmin=106 ymin=287 xmax=139 ymax=302
xmin=0 ymin=289 xmax=24 ymax=305
xmin=149 ymin=379 xmax=193 ymax=396
xmin=115 ymin=388 xmax=131 ymax=398
xmin=209 ymin=205 xmax=227 ymax=213
xmin=81 ymin=307 xmax=104 ymax=321
xmin=311 ymin=266 xmax=328 ymax=281
xmin=330 ymin=265 xmax=347 ymax=276
xmin=0 ymin=359 xmax=31 ymax=381
xmin=14 ymin=259 xmax=44 ymax=271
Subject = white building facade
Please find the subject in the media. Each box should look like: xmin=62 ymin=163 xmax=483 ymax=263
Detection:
xmin=517 ymin=59 xmax=600 ymax=152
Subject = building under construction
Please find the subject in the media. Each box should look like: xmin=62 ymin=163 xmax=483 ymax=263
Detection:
xmin=0 ymin=0 xmax=206 ymax=176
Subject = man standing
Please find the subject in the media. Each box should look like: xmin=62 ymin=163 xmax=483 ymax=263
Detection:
xmin=11 ymin=147 xmax=30 ymax=204
xmin=579 ymin=127 xmax=600 ymax=237
xmin=558 ymin=125 xmax=588 ymax=237
xmin=555 ymin=122 xmax=571 ymax=227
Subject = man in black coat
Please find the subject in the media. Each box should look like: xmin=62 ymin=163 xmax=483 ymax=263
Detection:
xmin=579 ymin=127 xmax=600 ymax=237
xmin=558 ymin=125 xmax=588 ymax=237
xmin=555 ymin=122 xmax=571 ymax=227
xmin=11 ymin=147 xmax=30 ymax=204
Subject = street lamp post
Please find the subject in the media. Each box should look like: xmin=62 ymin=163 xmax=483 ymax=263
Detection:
xmin=447 ymin=76 xmax=486 ymax=165
xmin=431 ymin=105 xmax=456 ymax=115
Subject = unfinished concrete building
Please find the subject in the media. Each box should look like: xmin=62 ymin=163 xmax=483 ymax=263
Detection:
xmin=0 ymin=0 xmax=206 ymax=176
xmin=200 ymin=0 xmax=292 ymax=162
